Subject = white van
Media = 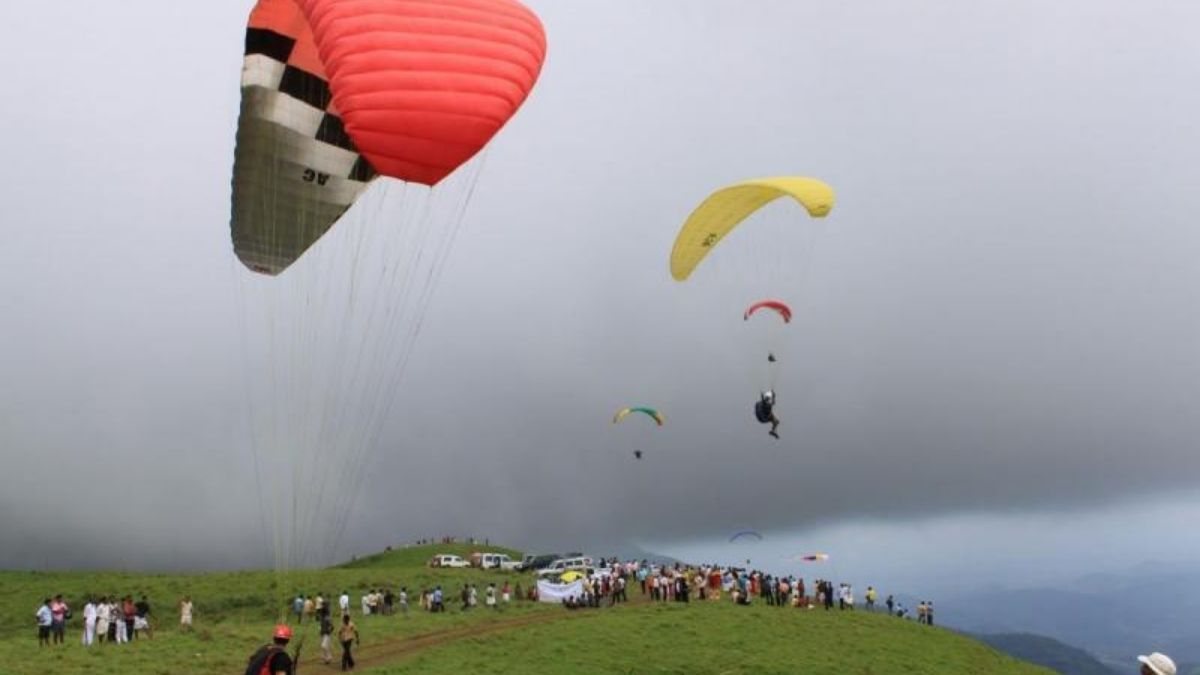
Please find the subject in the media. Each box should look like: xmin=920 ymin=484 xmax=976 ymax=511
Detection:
xmin=537 ymin=556 xmax=594 ymax=577
xmin=429 ymin=554 xmax=469 ymax=568
xmin=472 ymin=552 xmax=520 ymax=570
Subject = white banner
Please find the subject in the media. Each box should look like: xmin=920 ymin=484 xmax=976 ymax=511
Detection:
xmin=537 ymin=579 xmax=584 ymax=603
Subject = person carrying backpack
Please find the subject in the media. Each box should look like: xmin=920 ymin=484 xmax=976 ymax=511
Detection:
xmin=754 ymin=390 xmax=781 ymax=439
xmin=245 ymin=624 xmax=294 ymax=675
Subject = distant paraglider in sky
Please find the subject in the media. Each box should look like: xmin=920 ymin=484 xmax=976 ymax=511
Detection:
xmin=729 ymin=530 xmax=764 ymax=543
xmin=612 ymin=407 xmax=666 ymax=426
xmin=613 ymin=407 xmax=663 ymax=461
xmin=668 ymin=177 xmax=835 ymax=282
xmin=744 ymin=299 xmax=792 ymax=324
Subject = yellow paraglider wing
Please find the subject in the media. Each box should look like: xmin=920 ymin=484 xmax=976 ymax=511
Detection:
xmin=669 ymin=177 xmax=835 ymax=281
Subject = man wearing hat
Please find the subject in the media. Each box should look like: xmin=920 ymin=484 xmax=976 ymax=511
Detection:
xmin=1138 ymin=652 xmax=1176 ymax=675
xmin=245 ymin=624 xmax=295 ymax=675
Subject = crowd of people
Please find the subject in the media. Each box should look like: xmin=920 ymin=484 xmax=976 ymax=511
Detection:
xmin=34 ymin=593 xmax=162 ymax=647
xmin=544 ymin=558 xmax=933 ymax=624
xmin=31 ymin=554 xmax=1180 ymax=675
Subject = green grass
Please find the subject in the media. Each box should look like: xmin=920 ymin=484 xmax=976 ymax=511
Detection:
xmin=0 ymin=545 xmax=1051 ymax=675
xmin=0 ymin=544 xmax=541 ymax=675
xmin=378 ymin=601 xmax=1054 ymax=675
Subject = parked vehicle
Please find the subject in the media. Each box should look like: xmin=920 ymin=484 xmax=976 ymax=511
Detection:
xmin=536 ymin=556 xmax=594 ymax=577
xmin=429 ymin=554 xmax=469 ymax=568
xmin=517 ymin=554 xmax=559 ymax=572
xmin=470 ymin=552 xmax=520 ymax=570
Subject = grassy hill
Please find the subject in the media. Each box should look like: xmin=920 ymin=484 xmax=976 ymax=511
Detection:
xmin=0 ymin=544 xmax=1051 ymax=675
xmin=378 ymin=602 xmax=1052 ymax=675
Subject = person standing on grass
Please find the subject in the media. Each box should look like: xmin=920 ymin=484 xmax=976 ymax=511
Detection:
xmin=179 ymin=596 xmax=193 ymax=632
xmin=82 ymin=597 xmax=97 ymax=646
xmin=339 ymin=590 xmax=350 ymax=617
xmin=36 ymin=598 xmax=53 ymax=647
xmin=122 ymin=596 xmax=136 ymax=641
xmin=135 ymin=594 xmax=154 ymax=639
xmin=96 ymin=597 xmax=110 ymax=643
xmin=399 ymin=587 xmax=409 ymax=616
xmin=49 ymin=595 xmax=68 ymax=645
xmin=339 ymin=614 xmax=359 ymax=671
xmin=112 ymin=600 xmax=127 ymax=644
xmin=320 ymin=609 xmax=335 ymax=665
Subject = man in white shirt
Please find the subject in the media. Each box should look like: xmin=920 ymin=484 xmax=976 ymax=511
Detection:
xmin=339 ymin=591 xmax=350 ymax=617
xmin=82 ymin=599 xmax=98 ymax=646
xmin=35 ymin=599 xmax=52 ymax=647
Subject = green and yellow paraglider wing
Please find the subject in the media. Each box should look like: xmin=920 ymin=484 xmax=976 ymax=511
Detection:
xmin=669 ymin=177 xmax=835 ymax=281
xmin=612 ymin=407 xmax=665 ymax=426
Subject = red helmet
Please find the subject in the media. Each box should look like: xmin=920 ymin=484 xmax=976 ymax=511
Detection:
xmin=273 ymin=624 xmax=293 ymax=641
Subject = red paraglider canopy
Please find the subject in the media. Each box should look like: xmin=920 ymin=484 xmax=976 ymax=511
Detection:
xmin=297 ymin=0 xmax=548 ymax=186
xmin=743 ymin=299 xmax=792 ymax=323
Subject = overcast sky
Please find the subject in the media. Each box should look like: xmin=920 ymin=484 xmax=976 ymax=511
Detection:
xmin=2 ymin=0 xmax=1200 ymax=595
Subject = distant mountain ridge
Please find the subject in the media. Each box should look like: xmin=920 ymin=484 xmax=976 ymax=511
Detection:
xmin=939 ymin=564 xmax=1200 ymax=667
xmin=976 ymin=633 xmax=1119 ymax=675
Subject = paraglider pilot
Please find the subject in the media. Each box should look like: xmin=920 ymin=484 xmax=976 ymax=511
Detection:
xmin=755 ymin=390 xmax=780 ymax=439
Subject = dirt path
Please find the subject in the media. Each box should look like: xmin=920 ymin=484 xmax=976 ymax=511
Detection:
xmin=308 ymin=594 xmax=651 ymax=672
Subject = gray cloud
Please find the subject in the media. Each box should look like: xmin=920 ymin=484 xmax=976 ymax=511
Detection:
xmin=2 ymin=0 xmax=1200 ymax=587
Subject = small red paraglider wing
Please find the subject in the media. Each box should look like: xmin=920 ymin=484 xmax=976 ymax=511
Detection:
xmin=743 ymin=300 xmax=792 ymax=324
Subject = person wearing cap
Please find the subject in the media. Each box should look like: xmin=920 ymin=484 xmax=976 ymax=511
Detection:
xmin=244 ymin=624 xmax=294 ymax=675
xmin=1138 ymin=652 xmax=1176 ymax=675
